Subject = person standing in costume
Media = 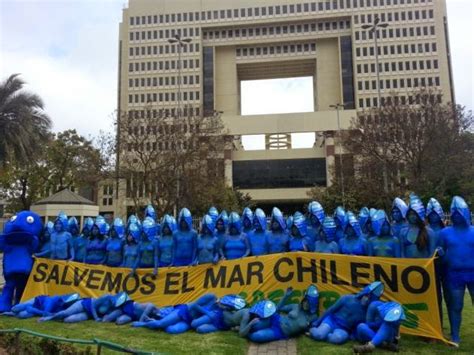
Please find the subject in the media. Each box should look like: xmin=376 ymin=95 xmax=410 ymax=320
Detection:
xmin=339 ymin=212 xmax=368 ymax=256
xmin=122 ymin=223 xmax=141 ymax=270
xmin=157 ymin=214 xmax=176 ymax=267
xmin=135 ymin=217 xmax=159 ymax=275
xmin=73 ymin=217 xmax=92 ymax=262
xmin=173 ymin=208 xmax=198 ymax=266
xmin=288 ymin=212 xmax=309 ymax=252
xmin=333 ymin=207 xmax=347 ymax=243
xmin=242 ymin=207 xmax=254 ymax=235
xmin=367 ymin=210 xmax=401 ymax=258
xmin=215 ymin=210 xmax=229 ymax=251
xmin=306 ymin=201 xmax=325 ymax=252
xmin=314 ymin=217 xmax=340 ymax=254
xmin=35 ymin=221 xmax=53 ymax=258
xmin=247 ymin=208 xmax=269 ymax=256
xmin=50 ymin=213 xmax=74 ymax=260
xmin=220 ymin=212 xmax=250 ymax=260
xmin=84 ymin=216 xmax=108 ymax=264
xmin=391 ymin=197 xmax=409 ymax=240
xmin=195 ymin=214 xmax=219 ymax=265
xmin=104 ymin=218 xmax=125 ymax=267
xmin=358 ymin=207 xmax=371 ymax=240
xmin=208 ymin=206 xmax=219 ymax=225
xmin=268 ymin=207 xmax=289 ymax=254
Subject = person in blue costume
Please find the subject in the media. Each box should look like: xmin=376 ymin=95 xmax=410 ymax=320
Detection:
xmin=367 ymin=210 xmax=401 ymax=258
xmin=49 ymin=213 xmax=74 ymax=260
xmin=339 ymin=212 xmax=368 ymax=256
xmin=391 ymin=197 xmax=409 ymax=240
xmin=191 ymin=294 xmax=248 ymax=333
xmin=268 ymin=207 xmax=289 ymax=254
xmin=220 ymin=212 xmax=250 ymax=260
xmin=288 ymin=212 xmax=309 ymax=252
xmin=358 ymin=207 xmax=371 ymax=240
xmin=240 ymin=285 xmax=320 ymax=342
xmin=308 ymin=281 xmax=384 ymax=345
xmin=306 ymin=201 xmax=325 ymax=252
xmin=399 ymin=194 xmax=436 ymax=258
xmin=35 ymin=221 xmax=53 ymax=258
xmin=314 ymin=217 xmax=340 ymax=254
xmin=286 ymin=215 xmax=294 ymax=231
xmin=73 ymin=217 xmax=92 ymax=262
xmin=39 ymin=294 xmax=117 ymax=323
xmin=438 ymin=196 xmax=474 ymax=346
xmin=122 ymin=223 xmax=141 ymax=270
xmin=354 ymin=301 xmax=405 ymax=353
xmin=215 ymin=210 xmax=229 ymax=250
xmin=242 ymin=207 xmax=254 ymax=235
xmin=67 ymin=217 xmax=80 ymax=239
xmin=136 ymin=217 xmax=159 ymax=275
xmin=208 ymin=206 xmax=219 ymax=224
xmin=101 ymin=292 xmax=159 ymax=325
xmin=172 ymin=208 xmax=198 ymax=266
xmin=247 ymin=208 xmax=269 ymax=256
xmin=84 ymin=216 xmax=108 ymax=264
xmin=3 ymin=293 xmax=80 ymax=319
xmin=0 ymin=211 xmax=41 ymax=312
xmin=158 ymin=214 xmax=176 ymax=267
xmin=144 ymin=204 xmax=161 ymax=235
xmin=195 ymin=215 xmax=219 ymax=265
xmin=132 ymin=293 xmax=217 ymax=334
xmin=127 ymin=214 xmax=141 ymax=228
xmin=104 ymin=218 xmax=125 ymax=267
xmin=333 ymin=206 xmax=347 ymax=243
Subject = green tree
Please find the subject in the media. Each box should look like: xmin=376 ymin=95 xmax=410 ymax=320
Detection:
xmin=0 ymin=74 xmax=51 ymax=167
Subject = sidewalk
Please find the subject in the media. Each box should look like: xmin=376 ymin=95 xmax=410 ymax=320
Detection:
xmin=247 ymin=339 xmax=297 ymax=355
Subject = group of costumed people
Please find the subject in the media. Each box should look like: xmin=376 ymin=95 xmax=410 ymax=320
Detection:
xmin=0 ymin=193 xmax=473 ymax=349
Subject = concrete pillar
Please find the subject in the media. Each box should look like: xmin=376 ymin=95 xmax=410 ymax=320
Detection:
xmin=325 ymin=132 xmax=336 ymax=187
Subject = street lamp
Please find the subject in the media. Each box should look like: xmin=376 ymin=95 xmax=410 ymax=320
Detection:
xmin=361 ymin=16 xmax=389 ymax=107
xmin=329 ymin=103 xmax=345 ymax=208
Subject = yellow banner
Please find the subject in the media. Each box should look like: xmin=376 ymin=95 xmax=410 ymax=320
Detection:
xmin=22 ymin=253 xmax=445 ymax=341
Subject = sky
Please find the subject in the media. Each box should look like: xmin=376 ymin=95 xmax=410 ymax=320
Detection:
xmin=1 ymin=0 xmax=473 ymax=147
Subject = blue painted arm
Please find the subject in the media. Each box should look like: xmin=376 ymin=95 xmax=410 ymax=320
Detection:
xmin=242 ymin=235 xmax=250 ymax=257
xmin=68 ymin=237 xmax=75 ymax=261
xmin=153 ymin=241 xmax=159 ymax=275
xmin=277 ymin=287 xmax=294 ymax=311
xmin=133 ymin=244 xmax=141 ymax=274
xmin=35 ymin=249 xmax=51 ymax=257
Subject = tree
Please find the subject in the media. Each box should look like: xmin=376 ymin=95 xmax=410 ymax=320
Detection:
xmin=0 ymin=74 xmax=51 ymax=167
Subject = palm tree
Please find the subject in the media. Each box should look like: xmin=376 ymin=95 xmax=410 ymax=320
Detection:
xmin=0 ymin=73 xmax=52 ymax=167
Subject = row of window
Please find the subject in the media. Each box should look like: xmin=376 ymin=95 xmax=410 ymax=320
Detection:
xmin=126 ymin=140 xmax=196 ymax=153
xmin=128 ymin=91 xmax=201 ymax=104
xmin=128 ymin=75 xmax=200 ymax=88
xmin=236 ymin=43 xmax=316 ymax=58
xmin=202 ymin=20 xmax=350 ymax=41
xmin=354 ymin=8 xmax=434 ymax=25
xmin=355 ymin=25 xmax=435 ymax=42
xmin=129 ymin=27 xmax=199 ymax=42
xmin=358 ymin=91 xmax=442 ymax=108
xmin=127 ymin=107 xmax=201 ymax=120
xmin=129 ymin=0 xmax=432 ymax=27
xmin=356 ymin=59 xmax=439 ymax=74
xmin=357 ymin=75 xmax=440 ymax=91
xmin=128 ymin=59 xmax=200 ymax=73
xmin=355 ymin=42 xmax=437 ymax=58
xmin=129 ymin=43 xmax=200 ymax=57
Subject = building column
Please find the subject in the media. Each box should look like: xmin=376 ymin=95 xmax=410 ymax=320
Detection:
xmin=325 ymin=132 xmax=336 ymax=187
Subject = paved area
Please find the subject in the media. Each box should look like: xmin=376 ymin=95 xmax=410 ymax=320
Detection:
xmin=247 ymin=339 xmax=297 ymax=355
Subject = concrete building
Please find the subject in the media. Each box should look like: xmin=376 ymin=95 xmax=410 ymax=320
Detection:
xmin=107 ymin=0 xmax=454 ymax=216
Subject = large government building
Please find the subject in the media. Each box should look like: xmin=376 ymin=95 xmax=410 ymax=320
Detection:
xmin=100 ymin=0 xmax=454 ymax=217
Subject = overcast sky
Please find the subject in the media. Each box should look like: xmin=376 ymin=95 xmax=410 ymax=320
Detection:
xmin=1 ymin=0 xmax=473 ymax=146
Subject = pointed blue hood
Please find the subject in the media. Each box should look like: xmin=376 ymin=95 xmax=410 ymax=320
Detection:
xmin=371 ymin=210 xmax=391 ymax=237
xmin=250 ymin=300 xmax=276 ymax=319
xmin=145 ymin=204 xmax=157 ymax=221
xmin=357 ymin=281 xmax=384 ymax=301
xmin=308 ymin=201 xmax=325 ymax=226
xmin=228 ymin=212 xmax=242 ymax=234
xmin=67 ymin=217 xmax=79 ymax=234
xmin=208 ymin=206 xmax=219 ymax=224
xmin=242 ymin=207 xmax=253 ymax=226
xmin=127 ymin=223 xmax=141 ymax=242
xmin=426 ymin=198 xmax=444 ymax=220
xmin=450 ymin=196 xmax=471 ymax=226
xmin=292 ymin=212 xmax=308 ymax=237
xmin=392 ymin=198 xmax=408 ymax=219
xmin=408 ymin=194 xmax=426 ymax=221
xmin=82 ymin=217 xmax=94 ymax=234
xmin=219 ymin=295 xmax=246 ymax=310
xmin=253 ymin=208 xmax=267 ymax=231
xmin=286 ymin=215 xmax=294 ymax=230
xmin=41 ymin=221 xmax=54 ymax=243
xmin=161 ymin=214 xmax=177 ymax=235
xmin=201 ymin=214 xmax=215 ymax=234
xmin=301 ymin=284 xmax=319 ymax=315
xmin=271 ymin=207 xmax=286 ymax=231
xmin=358 ymin=207 xmax=370 ymax=230
xmin=217 ymin=210 xmax=229 ymax=228
xmin=93 ymin=216 xmax=109 ymax=235
xmin=322 ymin=216 xmax=337 ymax=242
xmin=112 ymin=218 xmax=125 ymax=239
xmin=333 ymin=206 xmax=346 ymax=228
xmin=45 ymin=221 xmax=54 ymax=235
xmin=54 ymin=212 xmax=68 ymax=232
xmin=178 ymin=208 xmax=193 ymax=231
xmin=143 ymin=217 xmax=158 ymax=240
xmin=344 ymin=212 xmax=362 ymax=238
xmin=379 ymin=302 xmax=406 ymax=322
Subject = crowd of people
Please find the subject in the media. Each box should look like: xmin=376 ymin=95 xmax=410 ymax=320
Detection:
xmin=3 ymin=283 xmax=404 ymax=353
xmin=1 ymin=193 xmax=473 ymax=348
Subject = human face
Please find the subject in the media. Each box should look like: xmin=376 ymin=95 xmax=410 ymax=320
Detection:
xmin=381 ymin=222 xmax=391 ymax=236
xmin=243 ymin=218 xmax=252 ymax=229
xmin=91 ymin=226 xmax=99 ymax=237
xmin=428 ymin=212 xmax=441 ymax=226
xmin=271 ymin=220 xmax=280 ymax=231
xmin=180 ymin=219 xmax=188 ymax=230
xmin=391 ymin=208 xmax=402 ymax=222
xmin=162 ymin=225 xmax=171 ymax=235
xmin=310 ymin=215 xmax=319 ymax=227
xmin=216 ymin=220 xmax=225 ymax=232
xmin=253 ymin=219 xmax=261 ymax=230
xmin=346 ymin=226 xmax=356 ymax=238
xmin=54 ymin=220 xmax=62 ymax=232
xmin=451 ymin=211 xmax=465 ymax=227
xmin=291 ymin=225 xmax=298 ymax=237
xmin=407 ymin=210 xmax=419 ymax=225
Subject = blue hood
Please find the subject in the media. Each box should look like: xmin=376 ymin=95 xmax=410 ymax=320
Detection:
xmin=144 ymin=204 xmax=157 ymax=221
xmin=61 ymin=293 xmax=81 ymax=306
xmin=178 ymin=208 xmax=193 ymax=231
xmin=219 ymin=295 xmax=246 ymax=310
xmin=292 ymin=212 xmax=308 ymax=237
xmin=392 ymin=197 xmax=408 ymax=219
xmin=250 ymin=300 xmax=276 ymax=319
xmin=344 ymin=212 xmax=362 ymax=238
xmin=54 ymin=212 xmax=68 ymax=232
xmin=253 ymin=208 xmax=267 ymax=231
xmin=228 ymin=212 xmax=242 ymax=234
xmin=67 ymin=217 xmax=79 ymax=234
xmin=217 ymin=210 xmax=229 ymax=228
xmin=127 ymin=223 xmax=142 ymax=242
xmin=201 ymin=214 xmax=215 ymax=234
xmin=82 ymin=217 xmax=94 ymax=234
xmin=3 ymin=211 xmax=43 ymax=241
xmin=286 ymin=216 xmax=294 ymax=230
xmin=308 ymin=201 xmax=325 ymax=226
xmin=271 ymin=207 xmax=286 ymax=231
xmin=161 ymin=214 xmax=177 ymax=235
xmin=379 ymin=302 xmax=406 ymax=322
xmin=302 ymin=284 xmax=319 ymax=315
xmin=127 ymin=214 xmax=141 ymax=227
xmin=208 ymin=206 xmax=219 ymax=224
xmin=333 ymin=206 xmax=346 ymax=228
xmin=408 ymin=194 xmax=426 ymax=221
xmin=371 ymin=210 xmax=391 ymax=237
xmin=143 ymin=217 xmax=158 ymax=240
xmin=357 ymin=281 xmax=384 ymax=301
xmin=426 ymin=198 xmax=444 ymax=220
xmin=112 ymin=218 xmax=125 ymax=239
xmin=322 ymin=217 xmax=337 ymax=242
xmin=242 ymin=207 xmax=253 ymax=226
xmin=45 ymin=221 xmax=54 ymax=235
xmin=358 ymin=207 xmax=370 ymax=230
xmin=93 ymin=216 xmax=109 ymax=235
xmin=450 ymin=196 xmax=471 ymax=226
xmin=114 ymin=292 xmax=132 ymax=307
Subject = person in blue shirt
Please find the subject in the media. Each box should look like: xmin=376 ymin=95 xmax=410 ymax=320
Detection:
xmin=368 ymin=210 xmax=401 ymax=258
xmin=73 ymin=217 xmax=92 ymax=262
xmin=4 ymin=293 xmax=80 ymax=319
xmin=35 ymin=221 xmax=53 ymax=259
xmin=104 ymin=218 xmax=125 ymax=267
xmin=195 ymin=214 xmax=219 ymax=265
xmin=399 ymin=194 xmax=436 ymax=258
xmin=173 ymin=208 xmax=198 ymax=266
xmin=50 ymin=213 xmax=74 ymax=260
xmin=333 ymin=206 xmax=347 ymax=243
xmin=84 ymin=216 xmax=108 ymax=264
xmin=289 ymin=212 xmax=309 ymax=252
xmin=308 ymin=281 xmax=384 ymax=345
xmin=158 ymin=214 xmax=176 ymax=267
xmin=242 ymin=207 xmax=254 ymax=235
xmin=208 ymin=206 xmax=219 ymax=225
xmin=438 ymin=196 xmax=474 ymax=346
xmin=391 ymin=197 xmax=409 ymax=240
xmin=339 ymin=212 xmax=368 ymax=256
xmin=306 ymin=201 xmax=325 ymax=252
xmin=358 ymin=207 xmax=371 ymax=240
xmin=268 ymin=207 xmax=289 ymax=254
xmin=247 ymin=208 xmax=269 ymax=256
xmin=314 ymin=217 xmax=340 ymax=254
xmin=354 ymin=301 xmax=405 ymax=353
xmin=122 ymin=223 xmax=141 ymax=270
xmin=136 ymin=217 xmax=159 ymax=275
xmin=215 ymin=210 xmax=229 ymax=250
xmin=220 ymin=212 xmax=250 ymax=260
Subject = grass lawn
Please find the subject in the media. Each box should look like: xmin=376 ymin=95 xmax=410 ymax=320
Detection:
xmin=0 ymin=294 xmax=472 ymax=354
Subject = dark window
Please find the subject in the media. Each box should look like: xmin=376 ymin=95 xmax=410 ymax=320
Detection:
xmin=203 ymin=47 xmax=214 ymax=115
xmin=340 ymin=36 xmax=355 ymax=109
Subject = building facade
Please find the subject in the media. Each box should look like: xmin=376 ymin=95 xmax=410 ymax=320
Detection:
xmin=109 ymin=0 xmax=454 ymax=216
